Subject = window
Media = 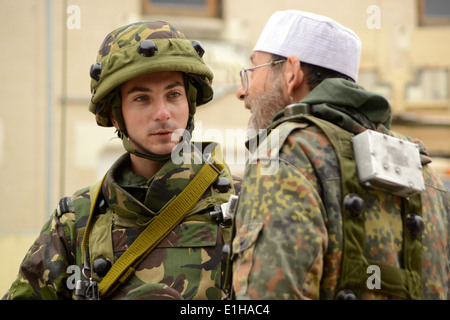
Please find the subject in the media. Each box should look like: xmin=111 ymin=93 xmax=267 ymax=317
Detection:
xmin=418 ymin=0 xmax=450 ymax=26
xmin=142 ymin=0 xmax=221 ymax=18
xmin=405 ymin=68 xmax=449 ymax=108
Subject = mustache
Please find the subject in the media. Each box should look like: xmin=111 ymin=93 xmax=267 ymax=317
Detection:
xmin=147 ymin=121 xmax=190 ymax=143
xmin=147 ymin=121 xmax=181 ymax=135
xmin=244 ymin=97 xmax=251 ymax=110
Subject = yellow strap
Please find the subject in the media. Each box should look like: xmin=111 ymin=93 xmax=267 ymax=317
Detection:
xmin=98 ymin=159 xmax=224 ymax=299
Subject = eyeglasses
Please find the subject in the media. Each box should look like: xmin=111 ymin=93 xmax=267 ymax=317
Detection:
xmin=239 ymin=60 xmax=285 ymax=93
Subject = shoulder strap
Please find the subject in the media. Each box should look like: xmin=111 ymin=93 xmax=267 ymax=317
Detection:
xmin=269 ymin=104 xmax=423 ymax=299
xmin=81 ymin=175 xmax=107 ymax=266
xmin=297 ymin=114 xmax=423 ymax=299
xmin=55 ymin=196 xmax=75 ymax=217
xmin=93 ymin=153 xmax=224 ymax=299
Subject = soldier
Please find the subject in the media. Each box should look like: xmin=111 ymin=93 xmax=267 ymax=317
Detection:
xmin=231 ymin=10 xmax=450 ymax=299
xmin=4 ymin=21 xmax=240 ymax=300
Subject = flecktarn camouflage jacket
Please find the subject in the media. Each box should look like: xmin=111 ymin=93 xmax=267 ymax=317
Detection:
xmin=4 ymin=142 xmax=240 ymax=300
xmin=232 ymin=79 xmax=450 ymax=300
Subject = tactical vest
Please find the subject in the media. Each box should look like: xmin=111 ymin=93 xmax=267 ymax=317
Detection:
xmin=260 ymin=103 xmax=423 ymax=299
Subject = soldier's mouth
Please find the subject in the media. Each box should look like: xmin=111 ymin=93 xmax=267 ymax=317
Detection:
xmin=151 ymin=131 xmax=172 ymax=137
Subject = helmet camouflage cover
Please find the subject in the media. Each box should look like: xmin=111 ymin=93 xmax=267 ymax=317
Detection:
xmin=88 ymin=21 xmax=214 ymax=127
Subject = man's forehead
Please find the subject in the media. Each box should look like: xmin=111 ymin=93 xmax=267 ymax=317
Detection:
xmin=120 ymin=71 xmax=185 ymax=95
xmin=123 ymin=71 xmax=184 ymax=87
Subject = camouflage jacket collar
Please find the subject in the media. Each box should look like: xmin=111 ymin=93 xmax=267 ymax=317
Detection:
xmin=100 ymin=142 xmax=207 ymax=226
xmin=247 ymin=79 xmax=394 ymax=153
xmin=299 ymin=78 xmax=393 ymax=130
xmin=270 ymin=78 xmax=392 ymax=134
xmin=265 ymin=78 xmax=430 ymax=163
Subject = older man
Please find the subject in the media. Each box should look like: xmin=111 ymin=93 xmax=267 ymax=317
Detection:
xmin=231 ymin=10 xmax=449 ymax=300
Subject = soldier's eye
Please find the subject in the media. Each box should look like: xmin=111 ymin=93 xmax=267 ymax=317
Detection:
xmin=134 ymin=95 xmax=148 ymax=102
xmin=168 ymin=92 xmax=181 ymax=99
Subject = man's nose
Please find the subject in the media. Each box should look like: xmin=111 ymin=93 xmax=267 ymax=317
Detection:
xmin=236 ymin=84 xmax=248 ymax=102
xmin=153 ymin=101 xmax=171 ymax=121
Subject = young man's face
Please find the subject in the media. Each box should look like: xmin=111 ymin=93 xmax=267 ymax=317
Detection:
xmin=117 ymin=71 xmax=190 ymax=156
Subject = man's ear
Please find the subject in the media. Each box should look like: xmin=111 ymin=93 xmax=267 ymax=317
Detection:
xmin=108 ymin=108 xmax=120 ymax=131
xmin=283 ymin=55 xmax=312 ymax=101
xmin=284 ymin=55 xmax=305 ymax=96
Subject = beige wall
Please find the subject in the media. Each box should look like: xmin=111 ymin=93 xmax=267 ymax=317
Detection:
xmin=1 ymin=0 xmax=449 ymax=295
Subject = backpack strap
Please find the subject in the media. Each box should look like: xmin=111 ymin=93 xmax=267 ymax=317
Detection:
xmin=268 ymin=103 xmax=423 ymax=299
xmin=55 ymin=196 xmax=75 ymax=217
xmin=80 ymin=174 xmax=107 ymax=267
xmin=298 ymin=114 xmax=423 ymax=299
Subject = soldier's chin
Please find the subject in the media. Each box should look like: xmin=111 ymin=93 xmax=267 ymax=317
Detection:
xmin=150 ymin=143 xmax=179 ymax=156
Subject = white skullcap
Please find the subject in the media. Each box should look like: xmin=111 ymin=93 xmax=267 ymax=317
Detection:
xmin=254 ymin=10 xmax=361 ymax=81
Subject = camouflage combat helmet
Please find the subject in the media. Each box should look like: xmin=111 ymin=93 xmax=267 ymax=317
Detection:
xmin=88 ymin=21 xmax=214 ymax=161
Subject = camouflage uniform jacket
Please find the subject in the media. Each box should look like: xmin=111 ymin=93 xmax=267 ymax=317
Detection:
xmin=4 ymin=142 xmax=240 ymax=300
xmin=231 ymin=79 xmax=450 ymax=300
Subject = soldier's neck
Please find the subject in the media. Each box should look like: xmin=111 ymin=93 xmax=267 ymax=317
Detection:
xmin=130 ymin=154 xmax=166 ymax=180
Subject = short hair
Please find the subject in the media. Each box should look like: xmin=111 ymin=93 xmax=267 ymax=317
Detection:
xmin=270 ymin=54 xmax=355 ymax=90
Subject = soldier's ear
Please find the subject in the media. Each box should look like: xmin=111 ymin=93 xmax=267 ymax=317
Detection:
xmin=108 ymin=108 xmax=120 ymax=131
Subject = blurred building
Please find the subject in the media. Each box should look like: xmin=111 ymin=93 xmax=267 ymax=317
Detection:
xmin=0 ymin=0 xmax=449 ymax=293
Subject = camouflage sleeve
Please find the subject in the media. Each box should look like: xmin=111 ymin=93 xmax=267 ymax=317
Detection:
xmin=232 ymin=137 xmax=328 ymax=299
xmin=3 ymin=209 xmax=76 ymax=300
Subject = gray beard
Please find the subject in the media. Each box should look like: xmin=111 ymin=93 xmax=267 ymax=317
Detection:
xmin=246 ymin=80 xmax=287 ymax=132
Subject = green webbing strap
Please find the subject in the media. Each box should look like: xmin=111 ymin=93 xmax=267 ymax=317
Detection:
xmin=82 ymin=155 xmax=224 ymax=299
xmin=81 ymin=175 xmax=107 ymax=265
xmin=300 ymin=115 xmax=423 ymax=299
xmin=101 ymin=159 xmax=223 ymax=299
